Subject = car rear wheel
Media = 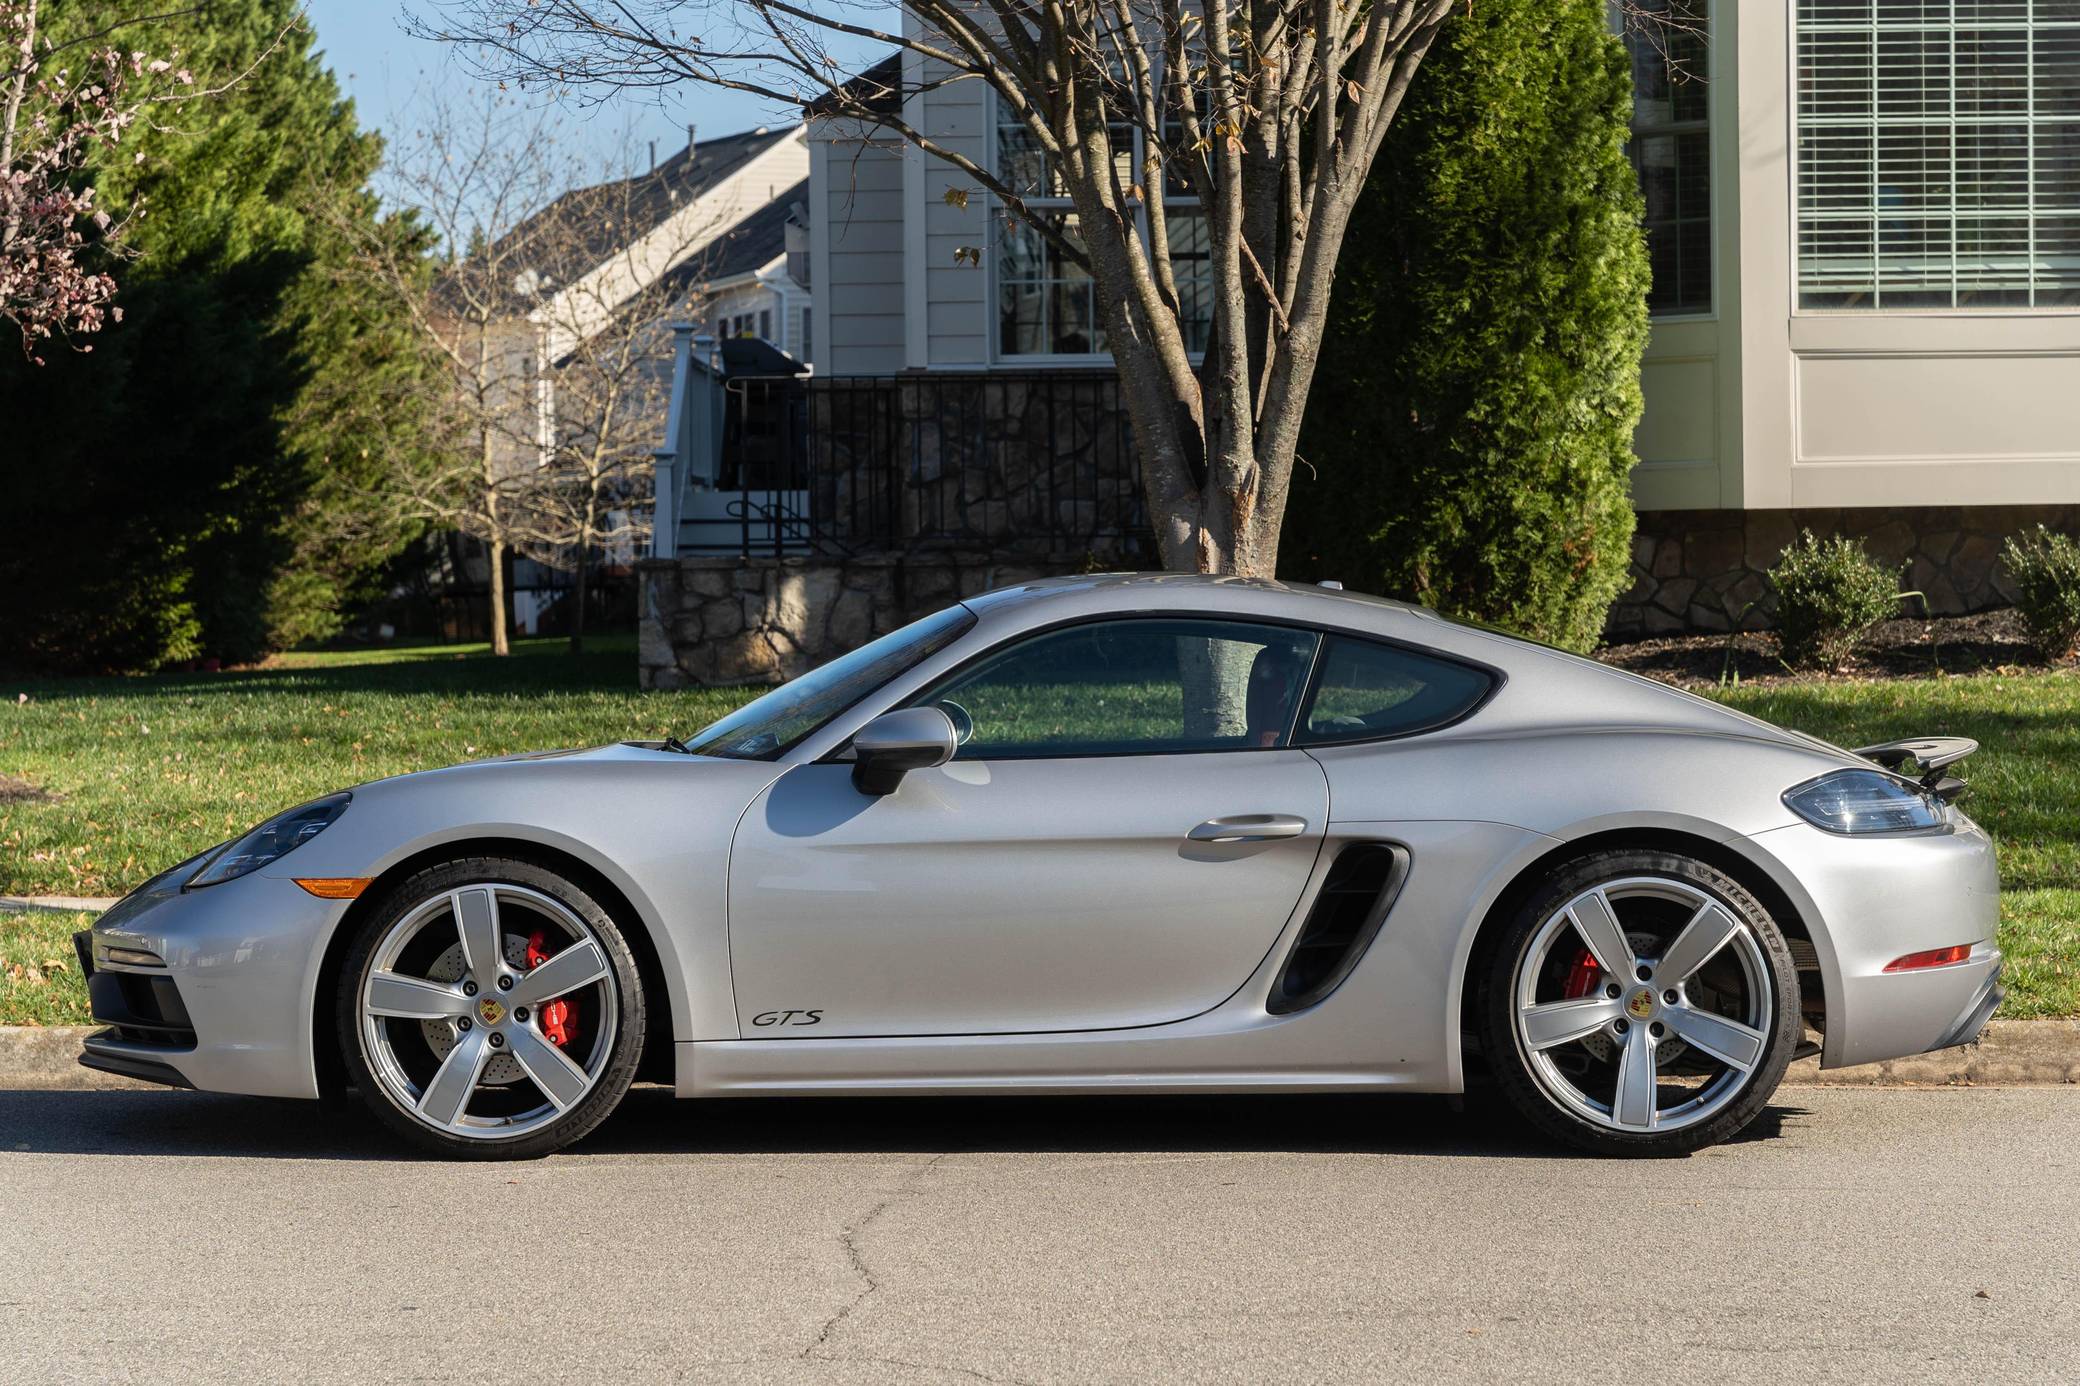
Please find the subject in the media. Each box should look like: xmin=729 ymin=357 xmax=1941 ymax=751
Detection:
xmin=336 ymin=857 xmax=645 ymax=1159
xmin=1478 ymin=850 xmax=1800 ymax=1156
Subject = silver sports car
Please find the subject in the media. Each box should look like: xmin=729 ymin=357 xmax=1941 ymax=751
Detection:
xmin=76 ymin=574 xmax=2001 ymax=1158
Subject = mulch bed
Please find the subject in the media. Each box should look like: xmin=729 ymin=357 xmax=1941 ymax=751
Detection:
xmin=1596 ymin=608 xmax=2065 ymax=688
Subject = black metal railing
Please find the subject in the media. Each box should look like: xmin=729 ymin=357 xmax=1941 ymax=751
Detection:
xmin=683 ymin=371 xmax=1153 ymax=561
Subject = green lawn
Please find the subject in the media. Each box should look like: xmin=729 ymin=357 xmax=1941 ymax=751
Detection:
xmin=1 ymin=636 xmax=746 ymax=899
xmin=0 ymin=910 xmax=92 ymax=1026
xmin=2 ymin=643 xmax=2075 ymax=1022
xmin=1711 ymin=674 xmax=2080 ymax=893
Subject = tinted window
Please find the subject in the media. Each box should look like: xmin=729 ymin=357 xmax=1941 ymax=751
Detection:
xmin=1295 ymin=637 xmax=1492 ymax=745
xmin=685 ymin=606 xmax=975 ymax=759
xmin=922 ymin=619 xmax=1321 ymax=759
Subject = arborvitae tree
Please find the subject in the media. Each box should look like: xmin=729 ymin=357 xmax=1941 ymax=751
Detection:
xmin=1288 ymin=0 xmax=1650 ymax=652
xmin=0 ymin=1 xmax=426 ymax=670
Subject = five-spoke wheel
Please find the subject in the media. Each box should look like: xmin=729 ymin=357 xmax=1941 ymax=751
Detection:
xmin=338 ymin=858 xmax=645 ymax=1158
xmin=1481 ymin=850 xmax=1800 ymax=1156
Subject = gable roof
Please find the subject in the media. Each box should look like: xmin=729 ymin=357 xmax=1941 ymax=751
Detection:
xmin=656 ymin=180 xmax=807 ymax=295
xmin=498 ymin=124 xmax=799 ymax=283
xmin=804 ymin=55 xmax=903 ymax=119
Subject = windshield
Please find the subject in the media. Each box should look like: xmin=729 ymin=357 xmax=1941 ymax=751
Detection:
xmin=683 ymin=605 xmax=977 ymax=760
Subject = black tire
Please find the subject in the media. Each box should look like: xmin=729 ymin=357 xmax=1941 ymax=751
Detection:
xmin=1476 ymin=849 xmax=1800 ymax=1157
xmin=336 ymin=856 xmax=646 ymax=1159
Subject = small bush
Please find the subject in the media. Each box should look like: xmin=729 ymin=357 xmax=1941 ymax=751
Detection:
xmin=1770 ymin=532 xmax=1902 ymax=670
xmin=2003 ymin=526 xmax=2080 ymax=662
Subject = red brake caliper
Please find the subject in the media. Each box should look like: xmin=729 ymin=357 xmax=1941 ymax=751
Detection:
xmin=1561 ymin=945 xmax=1602 ymax=1000
xmin=526 ymin=930 xmax=575 ymax=1047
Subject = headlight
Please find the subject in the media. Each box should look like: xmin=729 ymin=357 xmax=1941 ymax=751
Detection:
xmin=1783 ymin=770 xmax=1944 ymax=835
xmin=187 ymin=793 xmax=351 ymax=888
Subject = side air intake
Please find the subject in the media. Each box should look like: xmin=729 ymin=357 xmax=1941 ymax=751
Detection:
xmin=1267 ymin=842 xmax=1411 ymax=1016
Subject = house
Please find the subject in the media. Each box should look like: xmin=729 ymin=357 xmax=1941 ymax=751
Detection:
xmin=1618 ymin=0 xmax=2080 ymax=632
xmin=480 ymin=124 xmax=814 ymax=634
xmin=639 ymin=6 xmax=2080 ymax=685
xmin=520 ymin=122 xmax=810 ymax=368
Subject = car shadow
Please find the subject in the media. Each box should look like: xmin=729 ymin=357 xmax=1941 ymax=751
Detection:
xmin=0 ymin=1085 xmax=1812 ymax=1163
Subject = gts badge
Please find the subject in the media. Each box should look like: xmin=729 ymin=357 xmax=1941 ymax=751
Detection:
xmin=752 ymin=1008 xmax=825 ymax=1028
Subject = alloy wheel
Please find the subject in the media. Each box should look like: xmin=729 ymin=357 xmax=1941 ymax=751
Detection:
xmin=358 ymin=883 xmax=618 ymax=1140
xmin=1510 ymin=876 xmax=1774 ymax=1135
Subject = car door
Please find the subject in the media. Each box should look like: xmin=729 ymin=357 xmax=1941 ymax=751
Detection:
xmin=726 ymin=617 xmax=1332 ymax=1038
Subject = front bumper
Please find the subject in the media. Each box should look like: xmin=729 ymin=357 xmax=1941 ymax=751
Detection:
xmin=1742 ymin=815 xmax=2003 ymax=1069
xmin=76 ymin=868 xmax=346 ymax=1099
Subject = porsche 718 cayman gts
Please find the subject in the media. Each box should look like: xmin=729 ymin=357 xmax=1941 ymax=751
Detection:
xmin=77 ymin=575 xmax=2002 ymax=1157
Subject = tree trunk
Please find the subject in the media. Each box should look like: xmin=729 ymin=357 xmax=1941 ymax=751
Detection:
xmin=487 ymin=538 xmax=509 ymax=656
xmin=568 ymin=545 xmax=590 ymax=656
xmin=1118 ymin=353 xmax=1285 ymax=581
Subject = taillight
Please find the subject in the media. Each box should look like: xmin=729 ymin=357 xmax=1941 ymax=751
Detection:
xmin=1883 ymin=944 xmax=1972 ymax=973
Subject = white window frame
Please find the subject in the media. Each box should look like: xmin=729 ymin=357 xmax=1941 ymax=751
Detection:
xmin=984 ymin=87 xmax=1210 ymax=366
xmin=1791 ymin=2 xmax=2080 ymax=314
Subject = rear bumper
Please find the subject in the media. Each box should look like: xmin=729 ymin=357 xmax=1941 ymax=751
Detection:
xmin=1739 ymin=817 xmax=2003 ymax=1070
xmin=1931 ymin=963 xmax=2004 ymax=1053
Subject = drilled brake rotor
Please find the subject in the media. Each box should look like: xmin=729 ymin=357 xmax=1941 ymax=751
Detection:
xmin=1579 ymin=930 xmax=1692 ymax=1066
xmin=421 ymin=937 xmax=531 ymax=1085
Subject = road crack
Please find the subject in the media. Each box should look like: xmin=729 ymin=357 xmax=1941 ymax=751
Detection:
xmin=802 ymin=1151 xmax=952 ymax=1361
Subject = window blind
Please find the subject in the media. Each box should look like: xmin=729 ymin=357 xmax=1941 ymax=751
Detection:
xmin=1797 ymin=2 xmax=2080 ymax=309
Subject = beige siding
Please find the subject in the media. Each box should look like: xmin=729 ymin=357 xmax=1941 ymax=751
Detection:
xmin=1634 ymin=319 xmax=1733 ymax=513
xmin=1635 ymin=1 xmax=2080 ymax=512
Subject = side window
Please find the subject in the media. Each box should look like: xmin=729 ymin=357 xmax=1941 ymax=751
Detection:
xmin=922 ymin=619 xmax=1321 ymax=759
xmin=1296 ymin=637 xmax=1493 ymax=746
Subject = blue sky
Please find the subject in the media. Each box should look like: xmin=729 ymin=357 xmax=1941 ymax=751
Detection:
xmin=301 ymin=1 xmax=823 ymax=172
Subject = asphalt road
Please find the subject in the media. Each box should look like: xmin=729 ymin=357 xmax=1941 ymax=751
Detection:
xmin=3 ymin=1086 xmax=2076 ymax=1385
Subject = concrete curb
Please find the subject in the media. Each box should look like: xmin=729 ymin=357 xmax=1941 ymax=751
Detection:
xmin=1783 ymin=1018 xmax=2080 ymax=1087
xmin=1 ymin=895 xmax=119 ymax=914
xmin=3 ymin=1020 xmax=2077 ymax=1094
xmin=0 ymin=1027 xmax=158 ymax=1090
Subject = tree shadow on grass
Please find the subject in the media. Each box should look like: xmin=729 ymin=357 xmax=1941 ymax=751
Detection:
xmin=0 ymin=1085 xmax=1813 ymax=1163
xmin=5 ymin=648 xmax=657 ymax=703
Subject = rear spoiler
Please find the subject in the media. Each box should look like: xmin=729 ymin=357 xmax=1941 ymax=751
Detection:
xmin=1853 ymin=737 xmax=1977 ymax=802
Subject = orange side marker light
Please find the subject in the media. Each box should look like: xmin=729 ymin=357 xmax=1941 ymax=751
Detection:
xmin=294 ymin=877 xmax=372 ymax=900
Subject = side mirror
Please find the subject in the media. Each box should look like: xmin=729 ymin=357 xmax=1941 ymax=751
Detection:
xmin=851 ymin=707 xmax=957 ymax=796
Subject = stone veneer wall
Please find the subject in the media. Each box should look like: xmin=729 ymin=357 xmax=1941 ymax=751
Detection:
xmin=1610 ymin=505 xmax=2080 ymax=637
xmin=643 ymin=507 xmax=2080 ymax=680
xmin=638 ymin=552 xmax=1104 ymax=688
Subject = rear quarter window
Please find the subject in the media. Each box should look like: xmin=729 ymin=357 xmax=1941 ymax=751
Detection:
xmin=1295 ymin=636 xmax=1495 ymax=746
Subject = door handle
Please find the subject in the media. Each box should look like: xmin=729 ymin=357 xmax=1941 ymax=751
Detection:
xmin=1188 ymin=814 xmax=1310 ymax=844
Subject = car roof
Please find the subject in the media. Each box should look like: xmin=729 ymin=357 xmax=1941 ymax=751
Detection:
xmin=962 ymin=571 xmax=1442 ymax=631
xmin=952 ymin=572 xmax=1833 ymax=755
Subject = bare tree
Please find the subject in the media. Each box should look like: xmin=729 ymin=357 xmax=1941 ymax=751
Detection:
xmin=328 ymin=91 xmax=591 ymax=655
xmin=330 ymin=89 xmax=726 ymax=653
xmin=526 ymin=153 xmax=729 ymax=654
xmin=406 ymin=0 xmax=1474 ymax=580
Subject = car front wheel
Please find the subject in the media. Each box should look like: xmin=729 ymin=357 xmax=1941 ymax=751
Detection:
xmin=1478 ymin=850 xmax=1801 ymax=1156
xmin=336 ymin=856 xmax=645 ymax=1159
